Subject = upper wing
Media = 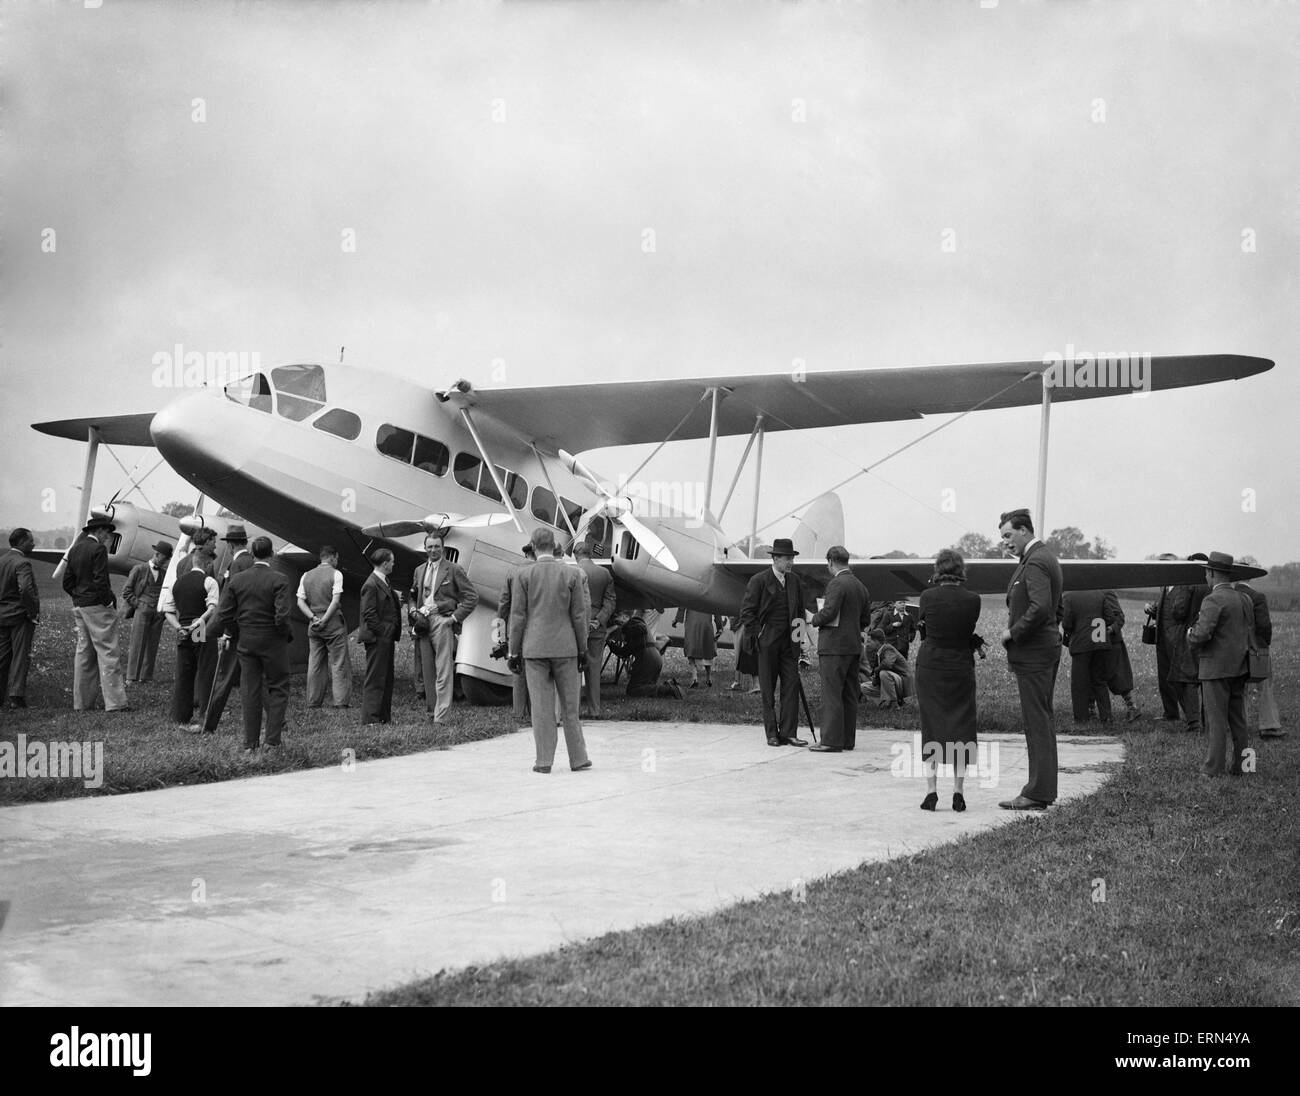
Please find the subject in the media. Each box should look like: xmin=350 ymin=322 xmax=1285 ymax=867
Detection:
xmin=32 ymin=412 xmax=157 ymax=446
xmin=458 ymin=355 xmax=1272 ymax=452
xmin=717 ymin=558 xmax=1267 ymax=599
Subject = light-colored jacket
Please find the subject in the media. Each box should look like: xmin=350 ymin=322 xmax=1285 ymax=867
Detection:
xmin=508 ymin=557 xmax=587 ymax=659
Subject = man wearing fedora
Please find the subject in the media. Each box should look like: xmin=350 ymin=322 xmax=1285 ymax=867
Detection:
xmin=63 ymin=515 xmax=130 ymax=711
xmin=739 ymin=537 xmax=812 ymax=747
xmin=197 ymin=524 xmax=256 ymax=733
xmin=123 ymin=539 xmax=173 ymax=683
xmin=997 ymin=508 xmax=1063 ymax=809
xmin=1187 ymin=551 xmax=1255 ymax=777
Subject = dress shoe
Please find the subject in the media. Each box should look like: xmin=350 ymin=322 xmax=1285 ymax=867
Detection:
xmin=920 ymin=792 xmax=938 ymax=811
xmin=843 ymin=745 xmax=855 ymax=751
xmin=106 ymin=706 xmax=133 ymax=713
xmin=809 ymin=743 xmax=841 ymax=753
xmin=998 ymin=795 xmax=1048 ymax=811
xmin=1124 ymin=707 xmax=1142 ymax=722
xmin=1260 ymin=728 xmax=1288 ymax=738
xmin=571 ymin=760 xmax=593 ymax=772
xmin=7 ymin=697 xmax=27 ymax=709
xmin=778 ymin=736 xmax=808 ymax=747
xmin=952 ymin=792 xmax=966 ymax=813
xmin=766 ymin=735 xmax=783 ymax=747
xmin=532 ymin=764 xmax=551 ymax=774
xmin=689 ymin=680 xmax=698 ymax=689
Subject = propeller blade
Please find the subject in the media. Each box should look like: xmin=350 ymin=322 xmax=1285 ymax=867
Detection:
xmin=558 ymin=449 xmax=604 ymax=496
xmin=361 ymin=519 xmax=429 ymax=539
xmin=620 ymin=512 xmax=679 ymax=572
xmin=454 ymin=513 xmax=514 ymax=529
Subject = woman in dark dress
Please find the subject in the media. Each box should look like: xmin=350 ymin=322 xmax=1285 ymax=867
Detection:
xmin=915 ymin=549 xmax=984 ymax=812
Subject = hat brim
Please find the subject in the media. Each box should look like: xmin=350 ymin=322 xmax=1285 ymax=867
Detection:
xmin=766 ymin=548 xmax=800 ymax=556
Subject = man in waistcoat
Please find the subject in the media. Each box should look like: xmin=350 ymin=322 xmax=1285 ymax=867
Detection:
xmin=123 ymin=540 xmax=173 ymax=683
xmin=297 ymin=544 xmax=352 ymax=709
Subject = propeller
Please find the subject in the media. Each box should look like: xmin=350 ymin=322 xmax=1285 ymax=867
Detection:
xmin=360 ymin=512 xmax=513 ymax=539
xmin=558 ymin=449 xmax=679 ymax=572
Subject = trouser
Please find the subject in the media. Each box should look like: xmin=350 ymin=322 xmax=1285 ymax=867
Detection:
xmin=238 ymin=637 xmax=289 ymax=748
xmin=306 ymin=628 xmax=352 ymax=707
xmin=1070 ymin=650 xmax=1112 ymax=721
xmin=525 ymin=656 xmax=588 ymax=769
xmin=512 ymin=669 xmax=530 ymax=722
xmin=1156 ymin=640 xmax=1181 ymax=718
xmin=202 ymin=642 xmax=243 ymax=732
xmin=756 ymin=640 xmax=800 ymax=739
xmin=0 ymin=618 xmax=36 ymax=702
xmin=72 ymin=605 xmax=128 ymax=710
xmin=818 ymin=652 xmax=859 ymax=749
xmin=1174 ymin=680 xmax=1202 ymax=732
xmin=126 ymin=607 xmax=164 ymax=681
xmin=583 ymin=629 xmax=608 ymax=715
xmin=362 ymin=639 xmax=395 ymax=723
xmin=172 ymin=638 xmax=218 ymax=724
xmin=1202 ymin=675 xmax=1249 ymax=776
xmin=1251 ymin=677 xmax=1280 ymax=731
xmin=879 ymin=669 xmax=908 ymax=707
xmin=415 ymin=615 xmax=456 ymax=721
xmin=1011 ymin=659 xmax=1059 ymax=804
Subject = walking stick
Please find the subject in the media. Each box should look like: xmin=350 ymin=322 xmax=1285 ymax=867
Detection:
xmin=796 ymin=671 xmax=818 ymax=744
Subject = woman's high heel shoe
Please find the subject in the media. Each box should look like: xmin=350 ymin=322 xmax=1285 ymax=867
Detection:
xmin=920 ymin=792 xmax=938 ymax=811
xmin=952 ymin=792 xmax=966 ymax=813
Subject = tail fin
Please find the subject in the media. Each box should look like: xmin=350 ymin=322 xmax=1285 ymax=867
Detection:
xmin=792 ymin=493 xmax=846 ymax=559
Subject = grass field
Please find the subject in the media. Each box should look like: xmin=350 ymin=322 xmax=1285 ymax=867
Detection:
xmin=5 ymin=571 xmax=1297 ymax=1007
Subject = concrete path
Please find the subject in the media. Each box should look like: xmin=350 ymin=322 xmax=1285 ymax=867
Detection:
xmin=0 ymin=724 xmax=1122 ymax=1006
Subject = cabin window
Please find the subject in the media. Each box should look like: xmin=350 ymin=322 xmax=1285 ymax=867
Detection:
xmin=455 ymin=452 xmax=527 ymax=508
xmin=499 ymin=468 xmax=528 ymax=510
xmin=376 ymin=424 xmax=415 ymax=463
xmin=313 ymin=408 xmax=362 ymax=441
xmin=413 ymin=434 xmax=449 ymax=476
xmin=224 ymin=374 xmax=272 ymax=414
xmin=454 ymin=452 xmax=484 ymax=494
xmin=531 ymin=486 xmax=557 ymax=525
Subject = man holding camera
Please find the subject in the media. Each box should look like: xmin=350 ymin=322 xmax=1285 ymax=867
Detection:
xmin=409 ymin=533 xmax=478 ymax=725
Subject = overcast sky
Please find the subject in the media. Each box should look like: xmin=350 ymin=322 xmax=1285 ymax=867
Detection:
xmin=4 ymin=0 xmax=1297 ymax=564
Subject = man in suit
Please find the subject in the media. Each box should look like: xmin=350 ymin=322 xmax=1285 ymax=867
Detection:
xmin=574 ymin=542 xmax=617 ymax=717
xmin=1060 ymin=588 xmax=1118 ymax=723
xmin=808 ymin=545 xmax=870 ymax=753
xmin=1163 ymin=557 xmax=1211 ymax=735
xmin=870 ymin=600 xmax=917 ymax=660
xmin=359 ymin=548 xmax=402 ymax=725
xmin=508 ymin=526 xmax=591 ymax=773
xmin=409 ymin=533 xmax=478 ymax=724
xmin=198 ymin=524 xmax=256 ymax=733
xmin=63 ymin=515 xmax=130 ymax=712
xmin=1144 ymin=553 xmax=1185 ymax=720
xmin=0 ymin=527 xmax=40 ymax=709
xmin=1188 ymin=552 xmax=1255 ymax=776
xmin=297 ymin=544 xmax=352 ymax=709
xmin=496 ymin=542 xmax=535 ymax=724
xmin=739 ymin=537 xmax=811 ymax=747
xmin=1235 ymin=577 xmax=1283 ymax=739
xmin=122 ymin=540 xmax=173 ymax=683
xmin=997 ymin=508 xmax=1063 ymax=809
xmin=607 ymin=613 xmax=683 ymax=698
xmin=215 ymin=536 xmax=293 ymax=753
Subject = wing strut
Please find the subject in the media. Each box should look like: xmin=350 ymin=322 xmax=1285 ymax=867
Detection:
xmin=532 ymin=443 xmax=578 ymax=539
xmin=703 ymin=386 xmax=721 ymax=516
xmin=748 ymin=415 xmax=766 ymax=556
xmin=1036 ymin=376 xmax=1052 ymax=535
xmin=717 ymin=413 xmax=763 ymax=523
xmin=459 ymin=408 xmax=526 ymax=534
xmin=77 ymin=426 xmax=102 ymax=531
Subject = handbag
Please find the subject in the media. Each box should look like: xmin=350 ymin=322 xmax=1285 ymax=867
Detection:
xmin=1141 ymin=612 xmax=1157 ymax=645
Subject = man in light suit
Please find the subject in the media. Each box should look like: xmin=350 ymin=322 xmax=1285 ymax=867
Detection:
xmin=739 ymin=537 xmax=812 ymax=747
xmin=0 ymin=527 xmax=40 ymax=709
xmin=198 ymin=524 xmax=256 ymax=733
xmin=1189 ymin=552 xmax=1255 ymax=777
xmin=409 ymin=533 xmax=478 ymax=724
xmin=496 ymin=542 xmax=535 ymax=724
xmin=1060 ymin=588 xmax=1118 ymax=723
xmin=808 ymin=545 xmax=870 ymax=753
xmin=574 ymin=542 xmax=617 ymax=718
xmin=63 ymin=515 xmax=130 ymax=712
xmin=998 ymin=508 xmax=1063 ymax=809
xmin=122 ymin=540 xmax=173 ymax=683
xmin=215 ymin=536 xmax=294 ymax=753
xmin=359 ymin=548 xmax=402 ymax=725
xmin=508 ymin=526 xmax=590 ymax=774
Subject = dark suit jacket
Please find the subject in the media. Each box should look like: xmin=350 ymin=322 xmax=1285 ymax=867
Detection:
xmin=216 ymin=561 xmax=294 ymax=648
xmin=358 ymin=572 xmax=402 ymax=644
xmin=1166 ymin=583 xmax=1210 ymax=684
xmin=1061 ymin=589 xmax=1119 ymax=653
xmin=410 ymin=559 xmax=478 ymax=622
xmin=508 ymin=557 xmax=587 ymax=658
xmin=809 ymin=569 xmax=870 ymax=655
xmin=739 ymin=567 xmax=812 ymax=649
xmin=1188 ymin=582 xmax=1253 ymax=680
xmin=63 ymin=534 xmax=115 ymax=607
xmin=0 ymin=547 xmax=40 ymax=625
xmin=1235 ymin=582 xmax=1272 ymax=648
xmin=221 ymin=549 xmax=256 ymax=589
xmin=1005 ymin=540 xmax=1063 ymax=668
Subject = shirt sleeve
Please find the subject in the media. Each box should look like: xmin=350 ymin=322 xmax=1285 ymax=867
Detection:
xmin=296 ymin=576 xmax=308 ymax=601
xmin=332 ymin=570 xmax=343 ymax=596
xmin=204 ymin=576 xmax=220 ymax=609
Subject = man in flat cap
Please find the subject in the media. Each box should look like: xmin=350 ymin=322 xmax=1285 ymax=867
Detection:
xmin=1187 ymin=552 xmax=1254 ymax=776
xmin=123 ymin=539 xmax=173 ymax=683
xmin=63 ymin=515 xmax=130 ymax=711
xmin=997 ymin=508 xmax=1063 ymax=809
xmin=739 ymin=537 xmax=813 ymax=747
xmin=808 ymin=545 xmax=870 ymax=752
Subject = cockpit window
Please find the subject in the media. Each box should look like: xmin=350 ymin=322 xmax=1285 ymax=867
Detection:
xmin=272 ymin=364 xmax=326 ymax=422
xmin=313 ymin=408 xmax=362 ymax=441
xmin=224 ymin=374 xmax=272 ymax=414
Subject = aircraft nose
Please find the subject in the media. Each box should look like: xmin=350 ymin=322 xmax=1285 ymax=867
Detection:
xmin=150 ymin=391 xmax=237 ymax=488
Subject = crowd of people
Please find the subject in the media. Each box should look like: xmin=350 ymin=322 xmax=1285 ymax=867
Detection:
xmin=0 ymin=507 xmax=1284 ymax=793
